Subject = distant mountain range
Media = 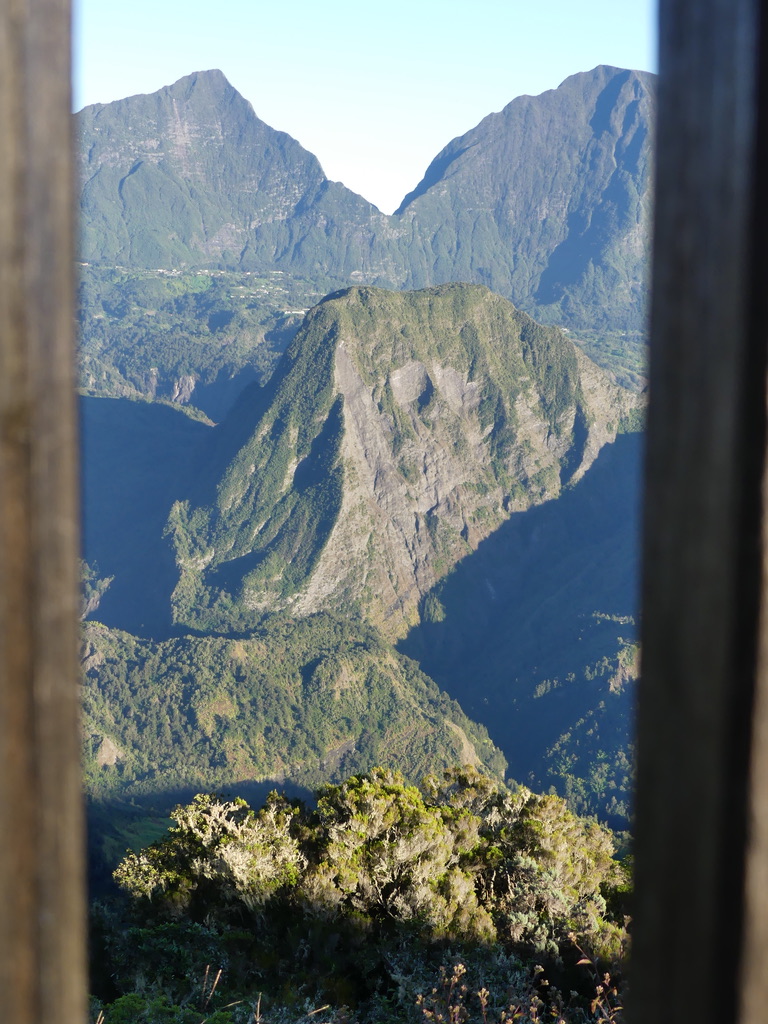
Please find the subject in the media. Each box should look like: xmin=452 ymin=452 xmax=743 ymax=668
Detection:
xmin=77 ymin=65 xmax=654 ymax=397
xmin=78 ymin=66 xmax=649 ymax=830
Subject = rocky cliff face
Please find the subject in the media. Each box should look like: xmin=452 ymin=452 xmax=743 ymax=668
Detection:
xmin=167 ymin=284 xmax=639 ymax=636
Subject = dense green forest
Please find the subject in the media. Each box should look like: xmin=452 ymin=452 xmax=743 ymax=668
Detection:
xmin=91 ymin=767 xmax=630 ymax=1023
xmin=82 ymin=612 xmax=505 ymax=810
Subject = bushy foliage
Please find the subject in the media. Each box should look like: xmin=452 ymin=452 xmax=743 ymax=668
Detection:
xmin=114 ymin=792 xmax=303 ymax=918
xmin=303 ymin=769 xmax=494 ymax=942
xmin=476 ymin=789 xmax=618 ymax=956
xmin=114 ymin=768 xmax=622 ymax=952
xmin=96 ymin=768 xmax=629 ymax=1023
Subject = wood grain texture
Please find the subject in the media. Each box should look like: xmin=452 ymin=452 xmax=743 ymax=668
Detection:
xmin=0 ymin=2 xmax=86 ymax=1023
xmin=632 ymin=0 xmax=768 ymax=1021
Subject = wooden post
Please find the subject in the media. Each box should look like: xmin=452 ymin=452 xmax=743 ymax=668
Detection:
xmin=631 ymin=0 xmax=768 ymax=1021
xmin=0 ymin=2 xmax=86 ymax=1023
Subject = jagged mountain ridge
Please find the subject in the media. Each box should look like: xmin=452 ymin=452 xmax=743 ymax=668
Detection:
xmin=166 ymin=284 xmax=639 ymax=637
xmin=77 ymin=65 xmax=654 ymax=342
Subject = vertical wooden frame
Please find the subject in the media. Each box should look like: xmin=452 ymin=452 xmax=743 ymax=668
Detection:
xmin=632 ymin=0 xmax=768 ymax=1021
xmin=0 ymin=2 xmax=86 ymax=1023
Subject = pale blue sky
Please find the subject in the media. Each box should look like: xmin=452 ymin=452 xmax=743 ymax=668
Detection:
xmin=74 ymin=0 xmax=657 ymax=214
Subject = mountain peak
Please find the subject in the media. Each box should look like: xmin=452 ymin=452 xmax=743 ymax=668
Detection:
xmin=557 ymin=64 xmax=654 ymax=88
xmin=162 ymin=68 xmax=235 ymax=101
xmin=166 ymin=284 xmax=640 ymax=636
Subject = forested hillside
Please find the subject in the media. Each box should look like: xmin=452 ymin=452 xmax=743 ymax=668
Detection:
xmin=81 ymin=284 xmax=640 ymax=823
xmin=164 ymin=284 xmax=638 ymax=636
xmin=82 ymin=613 xmax=505 ymax=804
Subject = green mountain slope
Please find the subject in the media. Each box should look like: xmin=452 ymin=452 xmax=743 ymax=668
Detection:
xmin=76 ymin=68 xmax=649 ymax=826
xmin=78 ymin=264 xmax=315 ymax=421
xmin=81 ymin=613 xmax=506 ymax=804
xmin=79 ymin=286 xmax=642 ymax=828
xmin=165 ymin=284 xmax=639 ymax=637
xmin=80 ymin=393 xmax=641 ymax=827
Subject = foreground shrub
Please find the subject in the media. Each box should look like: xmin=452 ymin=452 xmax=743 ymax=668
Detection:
xmin=100 ymin=767 xmax=629 ymax=1021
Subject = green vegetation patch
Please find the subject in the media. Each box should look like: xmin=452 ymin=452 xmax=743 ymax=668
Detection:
xmin=81 ymin=614 xmax=505 ymax=804
xmin=91 ymin=767 xmax=629 ymax=1023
